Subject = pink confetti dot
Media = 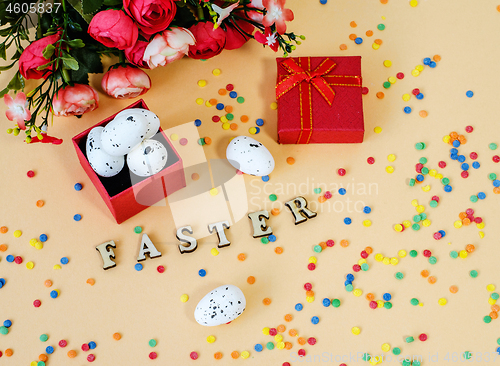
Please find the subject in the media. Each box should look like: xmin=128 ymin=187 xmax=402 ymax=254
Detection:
xmin=59 ymin=340 xmax=67 ymax=347
xmin=190 ymin=352 xmax=199 ymax=360
xmin=87 ymin=354 xmax=96 ymax=362
xmin=324 ymin=191 xmax=332 ymax=199
xmin=179 ymin=138 xmax=188 ymax=146
xmin=326 ymin=240 xmax=335 ymax=247
xmin=307 ymin=337 xmax=317 ymax=345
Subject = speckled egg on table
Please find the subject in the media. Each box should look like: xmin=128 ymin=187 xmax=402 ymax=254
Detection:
xmin=86 ymin=127 xmax=125 ymax=177
xmin=100 ymin=113 xmax=148 ymax=156
xmin=226 ymin=136 xmax=275 ymax=176
xmin=114 ymin=108 xmax=160 ymax=139
xmin=127 ymin=139 xmax=168 ymax=177
xmin=194 ymin=285 xmax=246 ymax=326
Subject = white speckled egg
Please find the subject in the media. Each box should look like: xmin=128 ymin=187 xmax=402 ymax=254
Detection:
xmin=115 ymin=108 xmax=160 ymax=139
xmin=86 ymin=127 xmax=125 ymax=177
xmin=127 ymin=139 xmax=168 ymax=177
xmin=226 ymin=136 xmax=275 ymax=176
xmin=194 ymin=285 xmax=246 ymax=326
xmin=100 ymin=113 xmax=148 ymax=156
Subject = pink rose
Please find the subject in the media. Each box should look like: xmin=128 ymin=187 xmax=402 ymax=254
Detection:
xmin=262 ymin=0 xmax=294 ymax=34
xmin=123 ymin=0 xmax=177 ymax=36
xmin=101 ymin=65 xmax=151 ymax=99
xmin=143 ymin=28 xmax=195 ymax=68
xmin=225 ymin=17 xmax=254 ymax=50
xmin=52 ymin=84 xmax=99 ymax=117
xmin=4 ymin=92 xmax=31 ymax=130
xmin=188 ymin=22 xmax=226 ymax=60
xmin=125 ymin=40 xmax=150 ymax=69
xmin=19 ymin=33 xmax=61 ymax=80
xmin=88 ymin=10 xmax=138 ymax=50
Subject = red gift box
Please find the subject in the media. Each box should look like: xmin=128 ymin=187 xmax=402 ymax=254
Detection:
xmin=276 ymin=56 xmax=364 ymax=144
xmin=72 ymin=99 xmax=186 ymax=224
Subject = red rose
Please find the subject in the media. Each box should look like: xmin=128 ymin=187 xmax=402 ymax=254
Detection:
xmin=52 ymin=84 xmax=99 ymax=117
xmin=101 ymin=65 xmax=151 ymax=99
xmin=225 ymin=18 xmax=254 ymax=50
xmin=125 ymin=40 xmax=150 ymax=69
xmin=18 ymin=33 xmax=61 ymax=80
xmin=88 ymin=10 xmax=138 ymax=50
xmin=188 ymin=22 xmax=226 ymax=60
xmin=123 ymin=0 xmax=176 ymax=36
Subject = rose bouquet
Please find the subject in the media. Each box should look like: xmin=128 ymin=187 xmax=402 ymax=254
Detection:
xmin=0 ymin=0 xmax=301 ymax=144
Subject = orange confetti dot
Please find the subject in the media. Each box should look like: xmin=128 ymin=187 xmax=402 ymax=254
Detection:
xmin=458 ymin=212 xmax=467 ymax=220
xmin=284 ymin=314 xmax=293 ymax=322
xmin=67 ymin=350 xmax=77 ymax=358
xmin=275 ymin=247 xmax=283 ymax=254
xmin=271 ymin=208 xmax=280 ymax=216
xmin=0 ymin=244 xmax=7 ymax=252
xmin=44 ymin=280 xmax=52 ymax=288
xmin=465 ymin=244 xmax=475 ymax=253
xmin=492 ymin=304 xmax=500 ymax=312
xmin=225 ymin=105 xmax=233 ymax=113
xmin=113 ymin=332 xmax=122 ymax=340
xmin=0 ymin=226 xmax=7 ymax=233
xmin=433 ymin=54 xmax=441 ymax=62
xmin=365 ymin=247 xmax=373 ymax=254
xmin=419 ymin=110 xmax=428 ymax=118
xmin=350 ymin=21 xmax=357 ymax=27
xmin=289 ymin=329 xmax=297 ymax=337
xmin=494 ymin=187 xmax=500 ymax=194
xmin=450 ymin=131 xmax=458 ymax=139
xmin=374 ymin=39 xmax=383 ymax=45
xmin=247 ymin=276 xmax=255 ymax=284
xmin=218 ymin=89 xmax=227 ymax=95
xmin=462 ymin=218 xmax=471 ymax=226
xmin=298 ymin=337 xmax=306 ymax=345
xmin=277 ymin=324 xmax=286 ymax=332
xmin=366 ymin=30 xmax=374 ymax=37
xmin=420 ymin=270 xmax=429 ymax=278
xmin=237 ymin=253 xmax=246 ymax=261
xmin=319 ymin=242 xmax=327 ymax=250
xmin=231 ymin=351 xmax=239 ymax=359
xmin=5 ymin=349 xmax=13 ymax=357
xmin=240 ymin=115 xmax=249 ymax=122
xmin=191 ymin=173 xmax=200 ymax=181
xmin=366 ymin=293 xmax=375 ymax=301
xmin=339 ymin=44 xmax=347 ymax=50
xmin=204 ymin=137 xmax=212 ymax=145
xmin=318 ymin=196 xmax=327 ymax=203
xmin=428 ymin=276 xmax=437 ymax=284
xmin=340 ymin=239 xmax=349 ymax=248
xmin=36 ymin=200 xmax=45 ymax=207
xmin=449 ymin=285 xmax=458 ymax=293
xmin=214 ymin=352 xmax=223 ymax=360
xmin=490 ymin=311 xmax=498 ymax=319
xmin=457 ymin=135 xmax=467 ymax=144
xmin=286 ymin=157 xmax=295 ymax=165
xmin=306 ymin=290 xmax=315 ymax=297
xmin=285 ymin=342 xmax=293 ymax=350
xmin=209 ymin=98 xmax=218 ymax=105
xmin=86 ymin=278 xmax=95 ymax=286
xmin=376 ymin=92 xmax=385 ymax=99
xmin=230 ymin=123 xmax=238 ymax=131
xmin=380 ymin=0 xmax=388 ymax=3
xmin=349 ymin=34 xmax=357 ymax=40
xmin=263 ymin=298 xmax=272 ymax=305
xmin=39 ymin=354 xmax=48 ymax=362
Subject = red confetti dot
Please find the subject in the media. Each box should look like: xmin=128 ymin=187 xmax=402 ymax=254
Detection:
xmin=360 ymin=250 xmax=368 ymax=259
xmin=298 ymin=349 xmax=306 ymax=357
xmin=369 ymin=301 xmax=378 ymax=309
xmin=400 ymin=224 xmax=405 ymax=232
xmin=431 ymin=195 xmax=440 ymax=202
xmin=212 ymin=115 xmax=220 ymax=122
xmin=14 ymin=256 xmax=22 ymax=264
xmin=412 ymin=88 xmax=420 ymax=95
xmin=438 ymin=161 xmax=446 ymax=168
xmin=307 ymin=263 xmax=316 ymax=271
xmin=465 ymin=126 xmax=473 ymax=133
xmin=419 ymin=333 xmax=428 ymax=341
xmin=307 ymin=337 xmax=317 ymax=345
xmin=59 ymin=340 xmax=67 ymax=347
xmin=337 ymin=168 xmax=346 ymax=176
xmin=326 ymin=240 xmax=335 ymax=247
xmin=461 ymin=170 xmax=469 ymax=178
xmin=493 ymin=155 xmax=500 ymax=163
xmin=33 ymin=299 xmax=41 ymax=307
xmin=82 ymin=343 xmax=89 ymax=351
xmin=149 ymin=352 xmax=157 ymax=359
xmin=226 ymin=84 xmax=234 ymax=91
xmin=27 ymin=170 xmax=35 ymax=178
xmin=470 ymin=152 xmax=478 ymax=160
xmin=324 ymin=191 xmax=332 ymax=199
xmin=433 ymin=232 xmax=442 ymax=240
xmin=190 ymin=352 xmax=199 ymax=360
xmin=466 ymin=208 xmax=474 ymax=215
xmin=474 ymin=217 xmax=482 ymax=223
xmin=87 ymin=354 xmax=95 ymax=362
xmin=283 ymin=363 xmax=291 ymax=366
xmin=416 ymin=163 xmax=424 ymax=172
xmin=304 ymin=283 xmax=312 ymax=291
xmin=362 ymin=87 xmax=369 ymax=95
xmin=353 ymin=264 xmax=361 ymax=272
xmin=396 ymin=72 xmax=405 ymax=79
xmin=157 ymin=265 xmax=165 ymax=273
xmin=367 ymin=157 xmax=375 ymax=164
xmin=340 ymin=364 xmax=347 ymax=366
xmin=269 ymin=328 xmax=277 ymax=336
xmin=423 ymin=250 xmax=432 ymax=258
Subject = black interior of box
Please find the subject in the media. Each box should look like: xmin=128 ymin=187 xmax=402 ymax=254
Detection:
xmin=78 ymin=131 xmax=180 ymax=198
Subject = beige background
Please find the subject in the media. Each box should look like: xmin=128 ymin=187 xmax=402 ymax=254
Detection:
xmin=1 ymin=0 xmax=500 ymax=364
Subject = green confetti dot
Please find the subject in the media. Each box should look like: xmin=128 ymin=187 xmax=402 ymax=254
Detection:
xmin=392 ymin=347 xmax=401 ymax=355
xmin=261 ymin=237 xmax=269 ymax=244
xmin=441 ymin=177 xmax=450 ymax=185
xmin=419 ymin=157 xmax=428 ymax=164
xmin=362 ymin=353 xmax=371 ymax=361
xmin=463 ymin=351 xmax=472 ymax=359
xmin=314 ymin=188 xmax=322 ymax=194
xmin=40 ymin=334 xmax=48 ymax=342
xmin=345 ymin=284 xmax=354 ymax=292
xmin=38 ymin=361 xmax=46 ymax=366
xmin=237 ymin=96 xmax=245 ymax=104
xmin=402 ymin=360 xmax=411 ymax=366
xmin=491 ymin=293 xmax=499 ymax=300
xmin=134 ymin=226 xmax=142 ymax=234
xmin=405 ymin=336 xmax=415 ymax=343
xmin=411 ymin=223 xmax=420 ymax=231
xmin=149 ymin=339 xmax=157 ymax=347
xmin=489 ymin=173 xmax=497 ymax=181
xmin=0 ymin=326 xmax=9 ymax=335
xmin=269 ymin=194 xmax=277 ymax=201
xmin=226 ymin=113 xmax=234 ymax=121
xmin=428 ymin=256 xmax=437 ymax=264
xmin=483 ymin=316 xmax=492 ymax=324
xmin=395 ymin=272 xmax=404 ymax=280
xmin=413 ymin=361 xmax=421 ymax=366
xmin=421 ymin=167 xmax=429 ymax=175
xmin=384 ymin=301 xmax=392 ymax=309
xmin=377 ymin=23 xmax=385 ymax=30
xmin=410 ymin=298 xmax=419 ymax=306
xmin=409 ymin=179 xmax=415 ymax=186
xmin=429 ymin=200 xmax=438 ymax=208
xmin=489 ymin=143 xmax=498 ymax=150
xmin=470 ymin=195 xmax=478 ymax=203
xmin=331 ymin=299 xmax=341 ymax=307
xmin=361 ymin=263 xmax=369 ymax=271
xmin=420 ymin=213 xmax=427 ymax=220
xmin=415 ymin=142 xmax=425 ymax=150
xmin=413 ymin=215 xmax=421 ymax=223
xmin=469 ymin=270 xmax=478 ymax=278
xmin=497 ymin=338 xmax=500 ymax=345
xmin=450 ymin=251 xmax=458 ymax=259
xmin=313 ymin=245 xmax=322 ymax=253
xmin=266 ymin=341 xmax=275 ymax=350
xmin=409 ymin=250 xmax=418 ymax=257
xmin=198 ymin=138 xmax=206 ymax=146
xmin=383 ymin=81 xmax=391 ymax=89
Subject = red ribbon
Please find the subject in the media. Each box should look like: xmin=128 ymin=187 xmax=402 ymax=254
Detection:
xmin=276 ymin=57 xmax=362 ymax=144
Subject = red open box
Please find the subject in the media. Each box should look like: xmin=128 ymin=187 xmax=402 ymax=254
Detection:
xmin=72 ymin=99 xmax=186 ymax=224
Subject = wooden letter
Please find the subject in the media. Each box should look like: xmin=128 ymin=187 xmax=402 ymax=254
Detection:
xmin=137 ymin=233 xmax=162 ymax=262
xmin=248 ymin=210 xmax=273 ymax=238
xmin=96 ymin=240 xmax=117 ymax=270
xmin=208 ymin=221 xmax=231 ymax=248
xmin=177 ymin=226 xmax=198 ymax=254
xmin=285 ymin=196 xmax=317 ymax=225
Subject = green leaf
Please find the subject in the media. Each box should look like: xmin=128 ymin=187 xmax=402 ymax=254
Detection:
xmin=0 ymin=43 xmax=5 ymax=60
xmin=0 ymin=27 xmax=12 ymax=37
xmin=42 ymin=44 xmax=55 ymax=59
xmin=68 ymin=48 xmax=102 ymax=84
xmin=66 ymin=39 xmax=85 ymax=49
xmin=36 ymin=60 xmax=54 ymax=71
xmin=0 ymin=87 xmax=10 ymax=98
xmin=61 ymin=57 xmax=80 ymax=71
xmin=7 ymin=72 xmax=23 ymax=91
xmin=103 ymin=0 xmax=122 ymax=5
xmin=82 ymin=0 xmax=104 ymax=15
xmin=0 ymin=60 xmax=16 ymax=71
xmin=66 ymin=0 xmax=95 ymax=23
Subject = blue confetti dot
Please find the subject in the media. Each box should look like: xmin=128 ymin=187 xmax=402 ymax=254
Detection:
xmin=452 ymin=140 xmax=461 ymax=148
xmin=254 ymin=344 xmax=263 ymax=352
xmin=295 ymin=303 xmax=303 ymax=311
xmin=466 ymin=90 xmax=474 ymax=98
xmin=346 ymin=273 xmax=355 ymax=281
xmin=50 ymin=290 xmax=58 ymax=299
xmin=322 ymin=298 xmax=331 ymax=307
xmin=39 ymin=234 xmax=48 ymax=242
xmin=256 ymin=118 xmax=264 ymax=126
xmin=423 ymin=57 xmax=431 ymax=65
xmin=429 ymin=61 xmax=437 ymax=68
xmin=438 ymin=230 xmax=446 ymax=237
xmin=416 ymin=174 xmax=424 ymax=182
xmin=461 ymin=163 xmax=469 ymax=171
xmin=216 ymin=103 xmax=224 ymax=110
xmin=354 ymin=37 xmax=363 ymax=44
xmin=493 ymin=180 xmax=500 ymax=187
xmin=450 ymin=148 xmax=458 ymax=154
xmin=444 ymin=185 xmax=453 ymax=192
xmin=6 ymin=255 xmax=14 ymax=262
xmin=339 ymin=188 xmax=346 ymax=195
xmin=268 ymin=234 xmax=276 ymax=242
xmin=254 ymin=126 xmax=261 ymax=134
xmin=363 ymin=206 xmax=371 ymax=214
xmin=3 ymin=320 xmax=12 ymax=328
xmin=73 ymin=214 xmax=82 ymax=221
xmin=74 ymin=183 xmax=83 ymax=191
xmin=134 ymin=263 xmax=143 ymax=271
xmin=261 ymin=175 xmax=270 ymax=182
xmin=496 ymin=346 xmax=500 ymax=355
xmin=194 ymin=119 xmax=202 ymax=127
xmin=229 ymin=91 xmax=237 ymax=98
xmin=416 ymin=93 xmax=424 ymax=100
xmin=320 ymin=0 xmax=328 ymax=4
xmin=60 ymin=257 xmax=69 ymax=265
xmin=344 ymin=217 xmax=352 ymax=225
xmin=198 ymin=269 xmax=206 ymax=277
xmin=0 ymin=278 xmax=5 ymax=288
xmin=344 ymin=280 xmax=352 ymax=286
xmin=457 ymin=155 xmax=466 ymax=163
xmin=311 ymin=316 xmax=319 ymax=324
xmin=478 ymin=192 xmax=486 ymax=200
xmin=46 ymin=346 xmax=54 ymax=354
xmin=404 ymin=106 xmax=412 ymax=114
xmin=88 ymin=341 xmax=97 ymax=349
xmin=450 ymin=154 xmax=458 ymax=160
xmin=472 ymin=161 xmax=480 ymax=169
xmin=383 ymin=293 xmax=392 ymax=301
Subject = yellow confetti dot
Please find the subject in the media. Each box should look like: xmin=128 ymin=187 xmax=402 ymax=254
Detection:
xmin=180 ymin=294 xmax=189 ymax=302
xmin=438 ymin=298 xmax=447 ymax=306
xmin=416 ymin=65 xmax=424 ymax=72
xmin=31 ymin=361 xmax=38 ymax=366
xmin=351 ymin=326 xmax=361 ymax=335
xmin=435 ymin=173 xmax=443 ymax=180
xmin=270 ymin=102 xmax=278 ymax=110
xmin=205 ymin=100 xmax=212 ymax=107
xmin=385 ymin=166 xmax=394 ymax=174
xmin=419 ymin=303 xmax=424 ymax=307
xmin=479 ymin=231 xmax=485 ymax=239
xmin=416 ymin=205 xmax=425 ymax=213
xmin=53 ymin=264 xmax=61 ymax=270
xmin=459 ymin=250 xmax=468 ymax=259
xmin=222 ymin=122 xmax=230 ymax=130
xmin=476 ymin=222 xmax=485 ymax=229
xmin=422 ymin=219 xmax=431 ymax=227
xmin=374 ymin=126 xmax=382 ymax=133
xmin=411 ymin=69 xmax=420 ymax=77
xmin=26 ymin=261 xmax=34 ymax=270
xmin=170 ymin=134 xmax=178 ymax=141
xmin=398 ymin=250 xmax=407 ymax=258
xmin=410 ymin=0 xmax=418 ymax=7
xmin=29 ymin=238 xmax=38 ymax=247
xmin=241 ymin=350 xmax=250 ymax=358
xmin=306 ymin=296 xmax=315 ymax=303
xmin=382 ymin=257 xmax=390 ymax=265
xmin=262 ymin=327 xmax=270 ymax=335
xmin=443 ymin=135 xmax=451 ymax=143
xmin=207 ymin=335 xmax=216 ymax=343
xmin=403 ymin=220 xmax=411 ymax=228
xmin=249 ymin=127 xmax=257 ymax=134
xmin=277 ymin=341 xmax=285 ymax=349
xmin=309 ymin=256 xmax=317 ymax=264
xmin=387 ymin=154 xmax=396 ymax=162
xmin=363 ymin=220 xmax=372 ymax=227
xmin=212 ymin=68 xmax=221 ymax=76
xmin=13 ymin=230 xmax=22 ymax=238
xmin=211 ymin=248 xmax=219 ymax=256
xmin=429 ymin=169 xmax=437 ymax=177
xmin=487 ymin=284 xmax=496 ymax=292
xmin=394 ymin=224 xmax=403 ymax=232
xmin=381 ymin=343 xmax=391 ymax=352
xmin=210 ymin=188 xmax=218 ymax=196
xmin=220 ymin=116 xmax=228 ymax=123
xmin=275 ymin=334 xmax=283 ymax=342
xmin=454 ymin=220 xmax=463 ymax=228
xmin=35 ymin=242 xmax=43 ymax=250
xmin=377 ymin=300 xmax=384 ymax=308
xmin=358 ymin=258 xmax=367 ymax=265
xmin=383 ymin=60 xmax=392 ymax=67
xmin=388 ymin=76 xmax=397 ymax=84
xmin=402 ymin=93 xmax=411 ymax=101
xmin=422 ymin=185 xmax=431 ymax=192
xmin=197 ymin=79 xmax=207 ymax=87
xmin=390 ymin=257 xmax=399 ymax=265
xmin=411 ymin=199 xmax=419 ymax=207
xmin=353 ymin=288 xmax=363 ymax=297
xmin=375 ymin=253 xmax=384 ymax=262
xmin=489 ymin=297 xmax=497 ymax=305
xmin=196 ymin=98 xmax=204 ymax=105
xmin=372 ymin=43 xmax=380 ymax=50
